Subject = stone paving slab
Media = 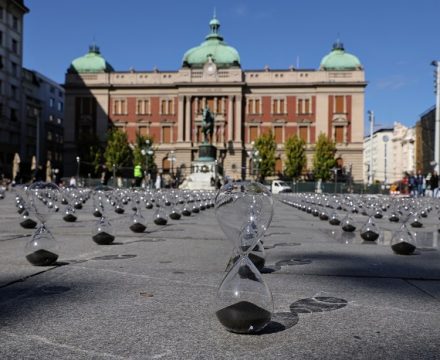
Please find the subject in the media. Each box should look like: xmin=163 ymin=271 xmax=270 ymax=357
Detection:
xmin=0 ymin=191 xmax=439 ymax=359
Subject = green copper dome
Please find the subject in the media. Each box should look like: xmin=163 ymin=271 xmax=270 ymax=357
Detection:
xmin=69 ymin=45 xmax=114 ymax=73
xmin=182 ymin=16 xmax=240 ymax=68
xmin=320 ymin=41 xmax=362 ymax=71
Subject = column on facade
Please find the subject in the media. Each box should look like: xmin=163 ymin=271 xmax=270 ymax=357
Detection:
xmin=177 ymin=96 xmax=184 ymax=142
xmin=185 ymin=96 xmax=191 ymax=142
xmin=228 ymin=96 xmax=234 ymax=141
xmin=234 ymin=95 xmax=242 ymax=142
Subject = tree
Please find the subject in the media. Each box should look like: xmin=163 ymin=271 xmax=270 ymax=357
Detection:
xmin=284 ymin=135 xmax=306 ymax=180
xmin=313 ymin=133 xmax=336 ymax=181
xmin=132 ymin=133 xmax=156 ymax=174
xmin=103 ymin=128 xmax=133 ymax=175
xmin=254 ymin=131 xmax=276 ymax=181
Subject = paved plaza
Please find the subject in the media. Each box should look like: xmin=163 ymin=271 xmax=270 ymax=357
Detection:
xmin=0 ymin=190 xmax=440 ymax=359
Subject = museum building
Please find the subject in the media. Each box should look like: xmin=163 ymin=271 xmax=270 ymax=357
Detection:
xmin=64 ymin=15 xmax=367 ymax=181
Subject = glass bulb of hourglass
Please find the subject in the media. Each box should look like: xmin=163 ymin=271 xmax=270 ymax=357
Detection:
xmin=360 ymin=216 xmax=380 ymax=242
xmin=63 ymin=204 xmax=77 ymax=222
xmin=25 ymin=182 xmax=60 ymax=266
xmin=391 ymin=224 xmax=416 ymax=255
xmin=214 ymin=181 xmax=273 ymax=334
xmin=92 ymin=216 xmax=115 ymax=245
xmin=341 ymin=214 xmax=356 ymax=232
xmin=129 ymin=207 xmax=147 ymax=233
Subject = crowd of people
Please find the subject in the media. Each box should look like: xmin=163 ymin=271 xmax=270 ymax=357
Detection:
xmin=397 ymin=170 xmax=440 ymax=197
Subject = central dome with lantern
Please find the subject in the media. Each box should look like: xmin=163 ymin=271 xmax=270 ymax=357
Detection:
xmin=182 ymin=14 xmax=240 ymax=69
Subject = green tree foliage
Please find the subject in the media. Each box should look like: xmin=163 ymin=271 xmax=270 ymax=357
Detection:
xmin=254 ymin=131 xmax=276 ymax=181
xmin=313 ymin=133 xmax=336 ymax=181
xmin=132 ymin=133 xmax=156 ymax=174
xmin=284 ymin=135 xmax=306 ymax=180
xmin=103 ymin=128 xmax=133 ymax=173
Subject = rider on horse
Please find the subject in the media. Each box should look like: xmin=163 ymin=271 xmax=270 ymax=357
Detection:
xmin=202 ymin=106 xmax=215 ymax=143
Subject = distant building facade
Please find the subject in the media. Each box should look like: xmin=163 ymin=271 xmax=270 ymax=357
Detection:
xmin=391 ymin=122 xmax=415 ymax=179
xmin=64 ymin=16 xmax=367 ymax=181
xmin=0 ymin=0 xmax=28 ymax=177
xmin=363 ymin=123 xmax=416 ymax=184
xmin=22 ymin=69 xmax=64 ymax=178
xmin=415 ymin=106 xmax=436 ymax=174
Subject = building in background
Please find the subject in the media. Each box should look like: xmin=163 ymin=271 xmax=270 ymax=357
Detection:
xmin=0 ymin=0 xmax=28 ymax=178
xmin=64 ymin=16 xmax=367 ymax=181
xmin=22 ymin=69 xmax=64 ymax=180
xmin=363 ymin=128 xmax=394 ymax=184
xmin=391 ymin=122 xmax=416 ymax=180
xmin=415 ymin=106 xmax=436 ymax=174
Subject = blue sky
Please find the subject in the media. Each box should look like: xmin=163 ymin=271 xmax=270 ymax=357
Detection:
xmin=24 ymin=0 xmax=439 ymax=132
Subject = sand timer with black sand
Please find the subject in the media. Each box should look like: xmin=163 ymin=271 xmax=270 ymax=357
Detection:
xmin=129 ymin=208 xmax=147 ymax=233
xmin=341 ymin=214 xmax=356 ymax=232
xmin=215 ymin=181 xmax=274 ymax=334
xmin=360 ymin=216 xmax=380 ymax=241
xmin=391 ymin=225 xmax=416 ymax=255
xmin=25 ymin=182 xmax=61 ymax=266
xmin=92 ymin=217 xmax=115 ymax=245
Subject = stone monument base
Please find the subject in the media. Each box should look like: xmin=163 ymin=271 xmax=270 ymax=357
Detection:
xmin=180 ymin=160 xmax=216 ymax=190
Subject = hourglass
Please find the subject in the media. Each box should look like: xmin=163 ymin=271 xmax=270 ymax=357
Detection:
xmin=360 ymin=210 xmax=380 ymax=242
xmin=215 ymin=181 xmax=274 ymax=334
xmin=391 ymin=223 xmax=416 ymax=255
xmin=92 ymin=185 xmax=116 ymax=245
xmin=129 ymin=192 xmax=147 ymax=233
xmin=25 ymin=182 xmax=60 ymax=266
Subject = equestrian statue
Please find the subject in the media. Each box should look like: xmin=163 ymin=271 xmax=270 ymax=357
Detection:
xmin=202 ymin=106 xmax=215 ymax=144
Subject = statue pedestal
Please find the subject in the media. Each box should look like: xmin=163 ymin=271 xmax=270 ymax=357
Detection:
xmin=180 ymin=144 xmax=217 ymax=190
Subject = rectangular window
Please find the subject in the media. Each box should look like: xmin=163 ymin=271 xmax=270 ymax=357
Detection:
xmin=49 ymin=98 xmax=55 ymax=108
xmin=335 ymin=126 xmax=344 ymax=143
xmin=272 ymin=98 xmax=285 ymax=114
xmin=11 ymin=85 xmax=17 ymax=99
xmin=47 ymin=131 xmax=53 ymax=141
xmin=247 ymin=99 xmax=253 ymax=114
xmin=112 ymin=99 xmax=127 ymax=115
xmin=48 ymin=114 xmax=54 ymax=122
xmin=297 ymin=98 xmax=311 ymax=114
xmin=12 ymin=39 xmax=18 ymax=54
xmin=335 ymin=96 xmax=344 ymax=113
xmin=161 ymin=100 xmax=167 ymax=114
xmin=0 ymin=31 xmax=3 ymax=46
xmin=12 ymin=16 xmax=18 ymax=30
xmin=0 ymin=7 xmax=3 ymax=20
xmin=10 ymin=108 xmax=18 ymax=121
xmin=249 ymin=126 xmax=258 ymax=142
xmin=11 ymin=62 xmax=17 ymax=77
xmin=304 ymin=99 xmax=310 ymax=114
xmin=57 ymin=118 xmax=62 ymax=125
xmin=136 ymin=99 xmax=150 ymax=115
xmin=299 ymin=126 xmax=308 ymax=142
xmin=274 ymin=126 xmax=283 ymax=144
xmin=163 ymin=126 xmax=171 ymax=143
xmin=57 ymin=101 xmax=63 ymax=112
xmin=0 ymin=55 xmax=3 ymax=69
xmin=255 ymin=99 xmax=260 ymax=114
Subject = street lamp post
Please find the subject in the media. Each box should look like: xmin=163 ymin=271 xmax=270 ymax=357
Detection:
xmin=432 ymin=61 xmax=440 ymax=174
xmin=76 ymin=156 xmax=80 ymax=184
xmin=141 ymin=139 xmax=154 ymax=188
xmin=368 ymin=110 xmax=374 ymax=186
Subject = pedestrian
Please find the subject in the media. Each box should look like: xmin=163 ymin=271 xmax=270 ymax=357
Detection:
xmin=134 ymin=164 xmax=143 ymax=187
xmin=409 ymin=172 xmax=417 ymax=197
xmin=431 ymin=170 xmax=439 ymax=198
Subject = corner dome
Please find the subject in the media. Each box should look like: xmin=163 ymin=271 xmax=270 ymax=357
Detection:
xmin=320 ymin=41 xmax=362 ymax=71
xmin=182 ymin=16 xmax=240 ymax=69
xmin=69 ymin=45 xmax=114 ymax=73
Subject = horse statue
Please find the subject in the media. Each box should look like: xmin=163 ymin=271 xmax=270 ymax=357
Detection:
xmin=201 ymin=106 xmax=215 ymax=144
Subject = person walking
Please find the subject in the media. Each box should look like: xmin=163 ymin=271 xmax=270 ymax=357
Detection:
xmin=134 ymin=164 xmax=143 ymax=188
xmin=416 ymin=170 xmax=425 ymax=197
xmin=431 ymin=170 xmax=439 ymax=198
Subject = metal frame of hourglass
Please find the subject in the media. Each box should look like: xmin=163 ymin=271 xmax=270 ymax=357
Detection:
xmin=25 ymin=182 xmax=60 ymax=266
xmin=214 ymin=181 xmax=274 ymax=334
